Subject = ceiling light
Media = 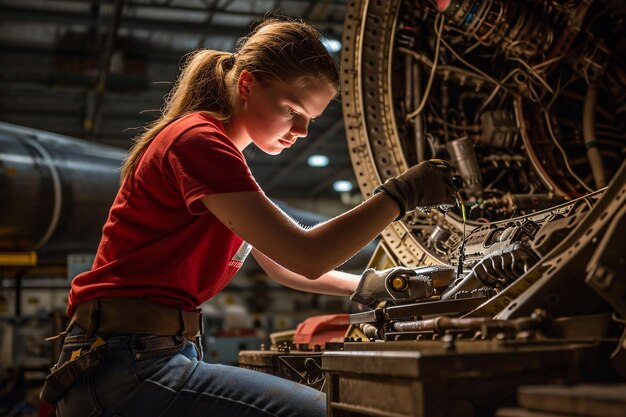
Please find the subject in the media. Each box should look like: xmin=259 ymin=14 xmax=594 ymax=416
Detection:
xmin=333 ymin=180 xmax=353 ymax=192
xmin=307 ymin=154 xmax=329 ymax=167
xmin=321 ymin=37 xmax=342 ymax=54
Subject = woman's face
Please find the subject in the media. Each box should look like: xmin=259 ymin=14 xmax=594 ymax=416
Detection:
xmin=234 ymin=71 xmax=336 ymax=155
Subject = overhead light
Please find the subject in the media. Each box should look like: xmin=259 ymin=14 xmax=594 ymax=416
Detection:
xmin=307 ymin=154 xmax=329 ymax=167
xmin=321 ymin=37 xmax=342 ymax=54
xmin=333 ymin=180 xmax=353 ymax=192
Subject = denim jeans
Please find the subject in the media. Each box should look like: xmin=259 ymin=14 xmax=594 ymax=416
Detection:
xmin=53 ymin=326 xmax=326 ymax=417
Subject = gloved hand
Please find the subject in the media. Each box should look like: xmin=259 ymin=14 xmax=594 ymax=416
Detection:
xmin=351 ymin=267 xmax=422 ymax=307
xmin=473 ymin=242 xmax=539 ymax=288
xmin=374 ymin=159 xmax=457 ymax=221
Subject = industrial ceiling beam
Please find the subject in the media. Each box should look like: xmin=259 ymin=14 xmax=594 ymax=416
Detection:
xmin=57 ymin=0 xmax=347 ymax=7
xmin=0 ymin=5 xmax=248 ymax=37
xmin=0 ymin=1 xmax=345 ymax=31
xmin=85 ymin=0 xmax=125 ymax=139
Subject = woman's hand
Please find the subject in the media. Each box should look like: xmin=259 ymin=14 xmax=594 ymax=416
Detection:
xmin=374 ymin=159 xmax=457 ymax=220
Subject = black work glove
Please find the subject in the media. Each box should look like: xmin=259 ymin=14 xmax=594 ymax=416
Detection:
xmin=473 ymin=242 xmax=540 ymax=288
xmin=350 ymin=267 xmax=431 ymax=307
xmin=374 ymin=159 xmax=457 ymax=221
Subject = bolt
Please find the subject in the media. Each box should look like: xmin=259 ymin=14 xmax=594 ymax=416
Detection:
xmin=442 ymin=334 xmax=455 ymax=351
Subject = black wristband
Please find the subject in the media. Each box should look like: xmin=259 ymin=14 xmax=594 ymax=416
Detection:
xmin=374 ymin=184 xmax=405 ymax=221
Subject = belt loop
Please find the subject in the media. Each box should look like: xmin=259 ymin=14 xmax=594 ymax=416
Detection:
xmin=44 ymin=313 xmax=77 ymax=342
xmin=197 ymin=309 xmax=204 ymax=336
xmin=178 ymin=310 xmax=186 ymax=337
xmin=87 ymin=299 xmax=100 ymax=337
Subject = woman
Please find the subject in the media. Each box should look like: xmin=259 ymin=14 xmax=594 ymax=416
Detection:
xmin=42 ymin=18 xmax=456 ymax=417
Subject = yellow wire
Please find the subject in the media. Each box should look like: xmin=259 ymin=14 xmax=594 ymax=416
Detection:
xmin=456 ymin=192 xmax=466 ymax=223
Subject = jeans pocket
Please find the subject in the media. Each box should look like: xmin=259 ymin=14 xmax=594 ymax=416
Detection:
xmin=50 ymin=334 xmax=100 ymax=384
xmin=132 ymin=335 xmax=186 ymax=361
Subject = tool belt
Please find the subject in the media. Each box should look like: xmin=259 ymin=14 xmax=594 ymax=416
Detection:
xmin=40 ymin=298 xmax=203 ymax=404
xmin=40 ymin=337 xmax=106 ymax=404
xmin=72 ymin=297 xmax=203 ymax=339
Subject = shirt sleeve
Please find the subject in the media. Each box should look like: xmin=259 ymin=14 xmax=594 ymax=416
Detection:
xmin=163 ymin=124 xmax=261 ymax=214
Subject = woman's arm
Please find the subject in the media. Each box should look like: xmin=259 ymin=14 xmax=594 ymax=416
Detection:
xmin=201 ymin=191 xmax=398 ymax=279
xmin=251 ymin=248 xmax=360 ymax=295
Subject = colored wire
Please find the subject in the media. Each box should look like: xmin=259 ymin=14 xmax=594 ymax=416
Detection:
xmin=456 ymin=191 xmax=467 ymax=279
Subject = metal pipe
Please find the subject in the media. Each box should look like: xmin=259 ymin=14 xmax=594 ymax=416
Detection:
xmin=393 ymin=316 xmax=490 ymax=333
xmin=0 ymin=122 xmax=125 ymax=262
xmin=583 ymin=84 xmax=606 ymax=189
xmin=408 ymin=55 xmax=426 ymax=162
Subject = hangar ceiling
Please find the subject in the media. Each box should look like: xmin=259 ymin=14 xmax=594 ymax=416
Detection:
xmin=0 ymin=0 xmax=354 ymax=201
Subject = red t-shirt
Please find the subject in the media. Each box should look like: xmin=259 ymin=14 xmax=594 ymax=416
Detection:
xmin=67 ymin=112 xmax=261 ymax=316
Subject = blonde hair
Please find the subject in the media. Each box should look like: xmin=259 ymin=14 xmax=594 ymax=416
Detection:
xmin=121 ymin=18 xmax=340 ymax=178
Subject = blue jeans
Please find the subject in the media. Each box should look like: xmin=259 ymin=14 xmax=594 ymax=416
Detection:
xmin=53 ymin=326 xmax=326 ymax=417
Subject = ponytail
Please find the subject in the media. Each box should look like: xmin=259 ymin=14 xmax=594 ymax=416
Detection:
xmin=121 ymin=51 xmax=235 ymax=179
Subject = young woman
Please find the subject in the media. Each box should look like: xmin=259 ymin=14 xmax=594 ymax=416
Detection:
xmin=42 ymin=18 xmax=456 ymax=417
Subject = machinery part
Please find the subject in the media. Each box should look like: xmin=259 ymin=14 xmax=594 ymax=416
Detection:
xmin=446 ymin=136 xmax=482 ymax=197
xmin=391 ymin=309 xmax=547 ymax=337
xmin=303 ymin=4 xmax=626 ymax=414
xmin=585 ymin=204 xmax=626 ymax=319
xmin=323 ymin=342 xmax=612 ymax=417
xmin=498 ymin=193 xmax=568 ymax=212
xmin=385 ymin=264 xmax=455 ymax=301
xmin=442 ymin=270 xmax=484 ymax=301
xmin=352 ymin=267 xmax=434 ymax=307
xmin=386 ymin=296 xmax=488 ymax=320
xmin=277 ymin=355 xmax=325 ymax=390
xmin=473 ymin=161 xmax=626 ymax=319
xmin=342 ymin=0 xmax=443 ymax=268
xmin=478 ymin=110 xmax=519 ymax=149
xmin=0 ymin=122 xmax=125 ymax=261
xmin=584 ymin=198 xmax=626 ymax=378
xmin=352 ymin=264 xmax=455 ymax=307
xmin=392 ymin=315 xmax=490 ymax=334
xmin=470 ymin=242 xmax=539 ymax=287
xmin=441 ymin=238 xmax=540 ymax=301
xmin=238 ymin=350 xmax=326 ymax=390
xmin=342 ymin=0 xmax=626 ymax=271
xmin=293 ymin=314 xmax=349 ymax=348
xmin=437 ymin=0 xmax=554 ymax=58
xmin=357 ymin=323 xmax=381 ymax=340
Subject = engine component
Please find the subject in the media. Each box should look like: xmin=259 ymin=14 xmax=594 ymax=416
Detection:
xmin=446 ymin=136 xmax=483 ymax=196
xmin=342 ymin=0 xmax=626 ymax=269
xmin=385 ymin=264 xmax=455 ymax=302
xmin=391 ymin=309 xmax=546 ymax=335
xmin=443 ymin=241 xmax=540 ymax=300
xmin=437 ymin=0 xmax=554 ymax=58
xmin=478 ymin=110 xmax=519 ymax=149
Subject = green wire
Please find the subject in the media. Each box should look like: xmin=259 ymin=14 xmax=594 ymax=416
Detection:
xmin=456 ymin=192 xmax=466 ymax=279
